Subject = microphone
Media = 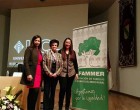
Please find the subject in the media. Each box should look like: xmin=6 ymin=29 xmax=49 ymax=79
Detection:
xmin=9 ymin=63 xmax=18 ymax=76
xmin=13 ymin=62 xmax=18 ymax=67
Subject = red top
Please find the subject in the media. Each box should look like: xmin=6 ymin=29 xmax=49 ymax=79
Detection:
xmin=28 ymin=52 xmax=42 ymax=88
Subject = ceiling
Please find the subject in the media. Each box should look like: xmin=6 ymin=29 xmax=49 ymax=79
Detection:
xmin=0 ymin=0 xmax=116 ymax=17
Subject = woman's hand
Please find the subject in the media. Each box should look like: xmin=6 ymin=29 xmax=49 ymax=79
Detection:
xmin=52 ymin=73 xmax=57 ymax=78
xmin=49 ymin=73 xmax=53 ymax=77
xmin=75 ymin=74 xmax=79 ymax=80
xmin=27 ymin=75 xmax=33 ymax=81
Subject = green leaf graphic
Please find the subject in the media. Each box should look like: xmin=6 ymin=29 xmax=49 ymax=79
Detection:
xmin=78 ymin=37 xmax=101 ymax=56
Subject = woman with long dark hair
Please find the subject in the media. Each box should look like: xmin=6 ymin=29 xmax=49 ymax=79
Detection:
xmin=58 ymin=37 xmax=78 ymax=110
xmin=20 ymin=35 xmax=43 ymax=110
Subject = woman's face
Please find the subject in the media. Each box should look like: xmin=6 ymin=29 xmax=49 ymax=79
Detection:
xmin=65 ymin=39 xmax=71 ymax=49
xmin=51 ymin=43 xmax=58 ymax=52
xmin=34 ymin=38 xmax=41 ymax=47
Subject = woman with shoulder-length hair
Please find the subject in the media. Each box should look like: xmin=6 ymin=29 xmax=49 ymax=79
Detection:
xmin=20 ymin=35 xmax=43 ymax=110
xmin=58 ymin=37 xmax=79 ymax=110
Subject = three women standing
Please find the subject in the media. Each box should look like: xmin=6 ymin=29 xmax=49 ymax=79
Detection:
xmin=21 ymin=37 xmax=78 ymax=110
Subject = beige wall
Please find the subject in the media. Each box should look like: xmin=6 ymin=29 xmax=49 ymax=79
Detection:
xmin=108 ymin=0 xmax=140 ymax=97
xmin=0 ymin=15 xmax=5 ymax=75
xmin=0 ymin=15 xmax=10 ymax=75
xmin=92 ymin=0 xmax=140 ymax=97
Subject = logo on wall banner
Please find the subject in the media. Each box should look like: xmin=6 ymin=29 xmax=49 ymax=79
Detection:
xmin=72 ymin=22 xmax=108 ymax=110
xmin=14 ymin=39 xmax=51 ymax=54
xmin=14 ymin=41 xmax=24 ymax=54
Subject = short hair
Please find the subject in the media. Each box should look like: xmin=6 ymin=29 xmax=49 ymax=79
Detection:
xmin=49 ymin=39 xmax=59 ymax=47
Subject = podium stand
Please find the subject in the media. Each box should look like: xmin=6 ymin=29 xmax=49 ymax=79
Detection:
xmin=0 ymin=76 xmax=41 ymax=110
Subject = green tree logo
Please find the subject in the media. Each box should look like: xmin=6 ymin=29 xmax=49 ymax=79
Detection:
xmin=78 ymin=37 xmax=101 ymax=56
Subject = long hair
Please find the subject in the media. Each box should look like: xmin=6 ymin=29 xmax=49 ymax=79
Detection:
xmin=62 ymin=37 xmax=73 ymax=53
xmin=61 ymin=37 xmax=75 ymax=61
xmin=30 ymin=35 xmax=42 ymax=50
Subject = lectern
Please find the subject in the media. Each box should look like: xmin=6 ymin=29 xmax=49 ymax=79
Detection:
xmin=0 ymin=76 xmax=41 ymax=110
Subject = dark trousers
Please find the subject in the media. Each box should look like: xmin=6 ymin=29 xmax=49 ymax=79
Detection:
xmin=27 ymin=88 xmax=40 ymax=110
xmin=58 ymin=75 xmax=75 ymax=110
xmin=43 ymin=75 xmax=58 ymax=110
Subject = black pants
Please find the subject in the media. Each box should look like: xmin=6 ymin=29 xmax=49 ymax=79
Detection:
xmin=58 ymin=75 xmax=75 ymax=109
xmin=27 ymin=88 xmax=40 ymax=110
xmin=43 ymin=75 xmax=58 ymax=110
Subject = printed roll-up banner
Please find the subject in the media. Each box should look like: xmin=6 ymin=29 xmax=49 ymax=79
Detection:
xmin=72 ymin=22 xmax=108 ymax=110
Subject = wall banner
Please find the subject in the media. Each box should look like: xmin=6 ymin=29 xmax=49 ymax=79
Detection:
xmin=72 ymin=22 xmax=108 ymax=110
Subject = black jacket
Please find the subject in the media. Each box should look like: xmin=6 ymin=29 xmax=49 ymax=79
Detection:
xmin=20 ymin=47 xmax=43 ymax=86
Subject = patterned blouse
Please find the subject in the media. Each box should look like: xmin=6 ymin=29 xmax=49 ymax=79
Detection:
xmin=43 ymin=50 xmax=63 ymax=76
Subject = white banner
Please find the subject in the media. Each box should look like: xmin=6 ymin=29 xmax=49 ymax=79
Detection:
xmin=73 ymin=22 xmax=108 ymax=68
xmin=72 ymin=22 xmax=108 ymax=110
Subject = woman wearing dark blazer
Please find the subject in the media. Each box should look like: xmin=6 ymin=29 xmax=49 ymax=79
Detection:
xmin=20 ymin=35 xmax=43 ymax=110
xmin=58 ymin=37 xmax=79 ymax=110
xmin=43 ymin=39 xmax=63 ymax=110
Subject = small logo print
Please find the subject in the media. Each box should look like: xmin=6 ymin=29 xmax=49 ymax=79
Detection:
xmin=14 ymin=41 xmax=24 ymax=54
